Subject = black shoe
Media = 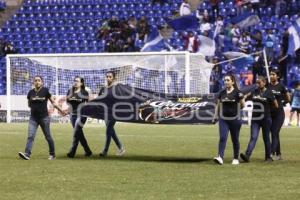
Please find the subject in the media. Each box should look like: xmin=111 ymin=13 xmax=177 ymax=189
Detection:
xmin=240 ymin=153 xmax=250 ymax=162
xmin=85 ymin=151 xmax=92 ymax=157
xmin=265 ymin=157 xmax=273 ymax=163
xmin=67 ymin=152 xmax=75 ymax=158
xmin=99 ymin=151 xmax=107 ymax=157
xmin=18 ymin=152 xmax=30 ymax=160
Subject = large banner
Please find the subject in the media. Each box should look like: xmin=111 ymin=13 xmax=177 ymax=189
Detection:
xmin=81 ymin=84 xmax=217 ymax=124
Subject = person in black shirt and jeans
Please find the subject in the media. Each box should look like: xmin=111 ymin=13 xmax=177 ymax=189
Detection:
xmin=18 ymin=76 xmax=66 ymax=160
xmin=99 ymin=71 xmax=125 ymax=157
xmin=268 ymin=69 xmax=290 ymax=160
xmin=240 ymin=76 xmax=278 ymax=162
xmin=213 ymin=74 xmax=245 ymax=165
xmin=66 ymin=76 xmax=92 ymax=158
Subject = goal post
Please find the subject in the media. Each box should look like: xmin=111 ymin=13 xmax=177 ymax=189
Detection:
xmin=5 ymin=52 xmax=214 ymax=123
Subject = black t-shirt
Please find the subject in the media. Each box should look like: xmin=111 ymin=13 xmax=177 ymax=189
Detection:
xmin=66 ymin=89 xmax=89 ymax=114
xmin=218 ymin=88 xmax=244 ymax=118
xmin=98 ymin=86 xmax=115 ymax=98
xmin=268 ymin=83 xmax=288 ymax=113
xmin=248 ymin=88 xmax=275 ymax=119
xmin=27 ymin=87 xmax=51 ymax=118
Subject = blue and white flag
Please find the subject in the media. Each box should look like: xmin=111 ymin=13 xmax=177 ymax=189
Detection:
xmin=141 ymin=34 xmax=166 ymax=52
xmin=197 ymin=35 xmax=215 ymax=56
xmin=223 ymin=51 xmax=255 ymax=71
xmin=287 ymin=17 xmax=300 ymax=56
xmin=167 ymin=15 xmax=198 ymax=31
xmin=231 ymin=13 xmax=260 ymax=29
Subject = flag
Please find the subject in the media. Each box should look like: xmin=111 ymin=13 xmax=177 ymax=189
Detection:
xmin=197 ymin=35 xmax=215 ymax=56
xmin=231 ymin=13 xmax=260 ymax=29
xmin=167 ymin=15 xmax=199 ymax=31
xmin=80 ymin=84 xmax=217 ymax=124
xmin=141 ymin=34 xmax=166 ymax=52
xmin=140 ymin=28 xmax=169 ymax=52
xmin=223 ymin=51 xmax=255 ymax=71
xmin=287 ymin=17 xmax=300 ymax=56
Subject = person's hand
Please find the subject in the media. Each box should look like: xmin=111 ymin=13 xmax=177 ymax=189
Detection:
xmin=60 ymin=110 xmax=68 ymax=116
xmin=212 ymin=117 xmax=218 ymax=124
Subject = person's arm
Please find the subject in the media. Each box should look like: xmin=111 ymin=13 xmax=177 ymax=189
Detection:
xmin=27 ymin=91 xmax=31 ymax=108
xmin=243 ymin=92 xmax=252 ymax=101
xmin=212 ymin=100 xmax=220 ymax=123
xmin=285 ymin=92 xmax=291 ymax=104
xmin=281 ymin=85 xmax=291 ymax=104
xmin=49 ymin=96 xmax=67 ymax=115
xmin=238 ymin=91 xmax=245 ymax=109
xmin=240 ymin=98 xmax=245 ymax=109
xmin=273 ymin=99 xmax=279 ymax=109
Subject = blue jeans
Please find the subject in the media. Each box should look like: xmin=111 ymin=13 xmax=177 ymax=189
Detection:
xmin=68 ymin=114 xmax=91 ymax=155
xmin=25 ymin=116 xmax=55 ymax=156
xmin=103 ymin=120 xmax=123 ymax=153
xmin=271 ymin=110 xmax=285 ymax=155
xmin=218 ymin=119 xmax=242 ymax=159
xmin=245 ymin=118 xmax=272 ymax=159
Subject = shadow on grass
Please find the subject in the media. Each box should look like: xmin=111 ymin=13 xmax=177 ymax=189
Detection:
xmin=58 ymin=154 xmax=212 ymax=164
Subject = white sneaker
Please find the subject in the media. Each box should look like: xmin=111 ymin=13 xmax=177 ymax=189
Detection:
xmin=213 ymin=156 xmax=223 ymax=165
xmin=232 ymin=159 xmax=239 ymax=165
xmin=116 ymin=147 xmax=126 ymax=156
xmin=272 ymin=154 xmax=282 ymax=161
xmin=18 ymin=152 xmax=30 ymax=160
xmin=48 ymin=155 xmax=56 ymax=160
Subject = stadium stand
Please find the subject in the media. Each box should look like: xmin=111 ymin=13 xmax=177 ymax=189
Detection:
xmin=0 ymin=0 xmax=6 ymax=11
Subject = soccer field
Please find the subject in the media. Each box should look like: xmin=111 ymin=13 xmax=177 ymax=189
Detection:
xmin=0 ymin=123 xmax=299 ymax=200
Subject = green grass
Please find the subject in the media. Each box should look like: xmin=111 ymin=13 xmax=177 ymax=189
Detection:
xmin=0 ymin=123 xmax=300 ymax=200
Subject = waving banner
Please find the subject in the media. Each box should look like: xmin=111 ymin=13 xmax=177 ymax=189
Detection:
xmin=80 ymin=84 xmax=217 ymax=124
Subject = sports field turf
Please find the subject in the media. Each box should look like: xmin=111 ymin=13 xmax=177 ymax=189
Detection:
xmin=0 ymin=123 xmax=299 ymax=200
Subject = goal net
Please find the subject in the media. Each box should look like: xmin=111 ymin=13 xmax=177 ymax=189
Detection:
xmin=6 ymin=52 xmax=214 ymax=123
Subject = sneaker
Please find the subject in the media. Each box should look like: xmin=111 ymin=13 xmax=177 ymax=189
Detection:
xmin=276 ymin=154 xmax=282 ymax=160
xmin=265 ymin=157 xmax=273 ymax=163
xmin=116 ymin=147 xmax=126 ymax=156
xmin=48 ymin=155 xmax=56 ymax=160
xmin=213 ymin=156 xmax=223 ymax=165
xmin=232 ymin=159 xmax=240 ymax=165
xmin=84 ymin=151 xmax=92 ymax=157
xmin=240 ymin=153 xmax=250 ymax=163
xmin=18 ymin=152 xmax=30 ymax=160
xmin=271 ymin=154 xmax=282 ymax=161
xmin=99 ymin=151 xmax=107 ymax=157
xmin=67 ymin=153 xmax=75 ymax=158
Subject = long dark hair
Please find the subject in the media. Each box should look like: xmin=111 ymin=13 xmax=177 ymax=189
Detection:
xmin=72 ymin=76 xmax=85 ymax=93
xmin=224 ymin=73 xmax=239 ymax=90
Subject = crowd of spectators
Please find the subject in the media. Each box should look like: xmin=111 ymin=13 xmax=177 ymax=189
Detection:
xmin=97 ymin=15 xmax=152 ymax=52
xmin=179 ymin=0 xmax=300 ymax=92
xmin=0 ymin=39 xmax=16 ymax=57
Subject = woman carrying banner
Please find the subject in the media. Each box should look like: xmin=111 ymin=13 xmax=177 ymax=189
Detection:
xmin=268 ymin=69 xmax=290 ymax=160
xmin=66 ymin=76 xmax=92 ymax=158
xmin=240 ymin=76 xmax=278 ymax=162
xmin=213 ymin=74 xmax=245 ymax=165
xmin=18 ymin=75 xmax=66 ymax=160
xmin=99 ymin=71 xmax=125 ymax=157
